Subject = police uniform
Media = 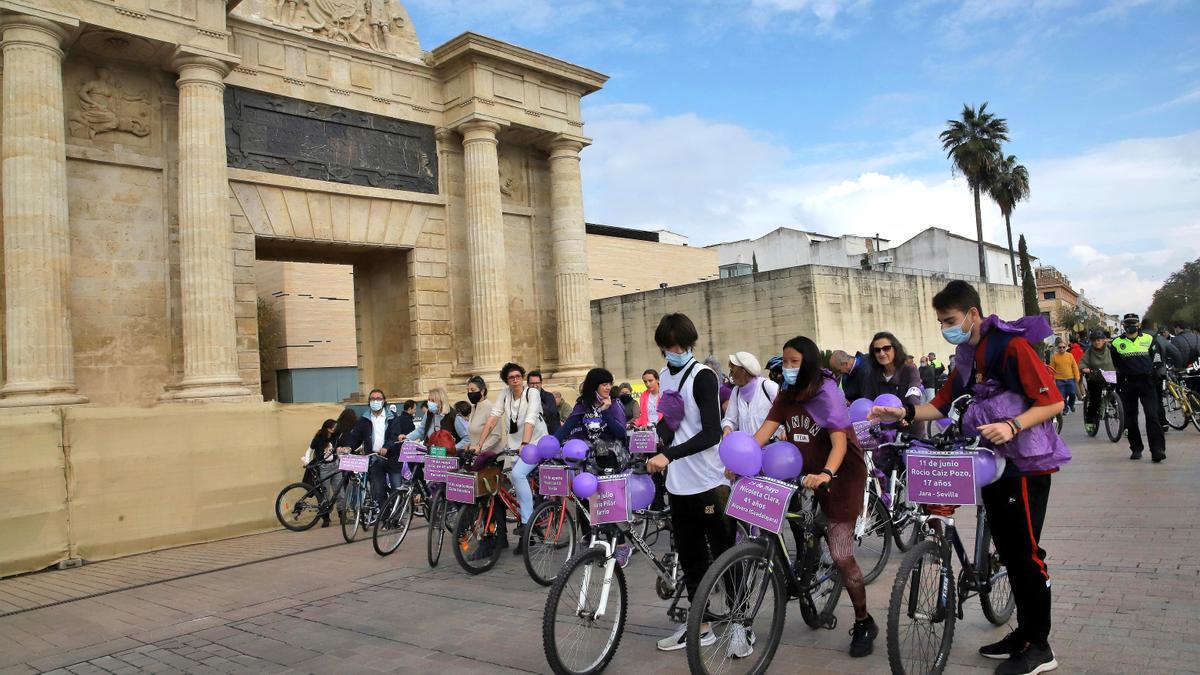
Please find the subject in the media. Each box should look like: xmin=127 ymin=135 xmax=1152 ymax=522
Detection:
xmin=1111 ymin=324 xmax=1166 ymax=461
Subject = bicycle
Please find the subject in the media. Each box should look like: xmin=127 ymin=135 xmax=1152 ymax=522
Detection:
xmin=1162 ymin=367 xmax=1200 ymax=432
xmin=274 ymin=453 xmax=363 ymax=532
xmin=855 ymin=423 xmax=923 ymax=584
xmin=883 ymin=399 xmax=1016 ymax=675
xmin=451 ymin=450 xmax=538 ymax=574
xmin=372 ymin=442 xmax=436 ymax=557
xmin=542 ymin=468 xmax=694 ymax=675
xmin=424 ymin=452 xmax=461 ymax=568
xmin=682 ymin=476 xmax=844 ymax=675
xmin=339 ymin=459 xmax=382 ymax=544
xmin=1084 ymin=370 xmax=1124 ymax=442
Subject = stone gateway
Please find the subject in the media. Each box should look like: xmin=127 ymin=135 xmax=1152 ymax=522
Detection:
xmin=0 ymin=0 xmax=606 ymax=576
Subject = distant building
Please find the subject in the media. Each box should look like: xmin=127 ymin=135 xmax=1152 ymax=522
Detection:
xmin=1035 ymin=266 xmax=1111 ymax=339
xmin=707 ymin=226 xmax=1027 ymax=286
xmin=585 ymin=223 xmax=719 ymax=298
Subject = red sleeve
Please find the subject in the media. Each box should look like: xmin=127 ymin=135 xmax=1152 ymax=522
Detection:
xmin=1006 ymin=337 xmax=1063 ymax=407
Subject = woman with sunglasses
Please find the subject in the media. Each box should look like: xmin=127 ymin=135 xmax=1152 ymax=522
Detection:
xmin=860 ymin=332 xmax=924 ymax=413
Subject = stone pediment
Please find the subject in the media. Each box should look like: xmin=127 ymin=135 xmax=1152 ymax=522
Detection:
xmin=231 ymin=0 xmax=423 ymax=62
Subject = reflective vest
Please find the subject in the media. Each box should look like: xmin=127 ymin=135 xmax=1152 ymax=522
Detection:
xmin=1111 ymin=332 xmax=1154 ymax=376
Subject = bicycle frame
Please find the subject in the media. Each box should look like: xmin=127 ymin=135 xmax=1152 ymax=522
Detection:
xmin=914 ymin=502 xmax=996 ymax=618
xmin=577 ymin=519 xmax=683 ymax=622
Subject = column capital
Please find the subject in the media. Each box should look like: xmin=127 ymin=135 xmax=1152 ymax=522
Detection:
xmin=0 ymin=13 xmax=73 ymax=52
xmin=457 ymin=118 xmax=504 ymax=144
xmin=547 ymin=134 xmax=590 ymax=159
xmin=169 ymin=46 xmax=239 ymax=82
xmin=434 ymin=126 xmax=460 ymax=145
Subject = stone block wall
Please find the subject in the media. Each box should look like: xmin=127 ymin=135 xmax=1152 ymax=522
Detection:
xmin=593 ymin=265 xmax=1024 ymax=382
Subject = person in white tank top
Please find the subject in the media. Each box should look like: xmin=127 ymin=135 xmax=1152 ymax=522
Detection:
xmin=645 ymin=314 xmax=740 ymax=654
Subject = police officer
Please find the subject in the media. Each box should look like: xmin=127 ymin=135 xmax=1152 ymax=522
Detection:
xmin=1111 ymin=313 xmax=1166 ymax=462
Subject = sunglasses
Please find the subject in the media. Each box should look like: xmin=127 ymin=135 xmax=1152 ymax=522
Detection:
xmin=872 ymin=345 xmax=894 ymax=354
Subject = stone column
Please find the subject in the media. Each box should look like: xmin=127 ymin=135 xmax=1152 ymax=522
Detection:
xmin=459 ymin=119 xmax=511 ymax=373
xmin=548 ymin=137 xmax=594 ymax=373
xmin=0 ymin=15 xmax=86 ymax=406
xmin=163 ymin=54 xmax=249 ymax=400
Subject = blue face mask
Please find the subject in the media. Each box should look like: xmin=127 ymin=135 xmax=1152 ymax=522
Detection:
xmin=369 ymin=399 xmax=383 ymax=412
xmin=782 ymin=367 xmax=800 ymax=385
xmin=665 ymin=350 xmax=693 ymax=368
xmin=427 ymin=401 xmax=438 ymax=414
xmin=942 ymin=316 xmax=974 ymax=346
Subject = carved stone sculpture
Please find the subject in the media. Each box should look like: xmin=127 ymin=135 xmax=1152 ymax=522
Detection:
xmin=233 ymin=0 xmax=422 ymax=60
xmin=68 ymin=66 xmax=151 ymax=140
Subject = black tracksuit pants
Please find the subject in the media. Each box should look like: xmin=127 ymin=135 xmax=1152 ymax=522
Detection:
xmin=1120 ymin=376 xmax=1166 ymax=455
xmin=670 ymin=485 xmax=737 ymax=602
xmin=981 ymin=473 xmax=1053 ymax=646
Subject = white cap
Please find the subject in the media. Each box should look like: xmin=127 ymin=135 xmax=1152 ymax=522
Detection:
xmin=728 ymin=351 xmax=762 ymax=377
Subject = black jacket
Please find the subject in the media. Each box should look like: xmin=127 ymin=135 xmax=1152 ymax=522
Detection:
xmin=539 ymin=389 xmax=561 ymax=434
xmin=918 ymin=364 xmax=936 ymax=388
xmin=1170 ymin=330 xmax=1199 ymax=368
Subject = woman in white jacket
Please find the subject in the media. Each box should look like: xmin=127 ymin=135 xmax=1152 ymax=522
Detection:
xmin=721 ymin=351 xmax=779 ymax=436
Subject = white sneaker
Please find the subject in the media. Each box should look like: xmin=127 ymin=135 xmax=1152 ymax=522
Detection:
xmin=656 ymin=624 xmax=715 ymax=651
xmin=727 ymin=624 xmax=755 ymax=659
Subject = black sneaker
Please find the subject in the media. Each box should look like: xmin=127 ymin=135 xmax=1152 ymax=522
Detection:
xmin=468 ymin=539 xmax=495 ymax=561
xmin=995 ymin=642 xmax=1057 ymax=675
xmin=1130 ymin=450 xmax=1143 ymax=460
xmin=980 ymin=632 xmax=1024 ymax=660
xmin=1151 ymin=452 xmax=1166 ymax=463
xmin=511 ymin=525 xmax=524 ymax=555
xmin=848 ymin=615 xmax=878 ymax=658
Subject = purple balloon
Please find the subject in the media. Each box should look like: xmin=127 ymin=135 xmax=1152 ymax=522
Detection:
xmin=572 ymin=471 xmax=598 ymax=499
xmin=519 ymin=443 xmax=541 ymax=465
xmin=874 ymin=394 xmax=903 ymax=409
xmin=537 ymin=435 xmax=562 ymax=460
xmin=562 ymin=438 xmax=588 ymax=462
xmin=628 ymin=473 xmax=655 ymax=511
xmin=973 ymin=449 xmax=1005 ymax=487
xmin=762 ymin=441 xmax=804 ymax=480
xmin=848 ymin=398 xmax=875 ymax=423
xmin=719 ymin=431 xmax=763 ymax=477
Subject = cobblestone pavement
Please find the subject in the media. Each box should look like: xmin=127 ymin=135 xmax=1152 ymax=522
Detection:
xmin=1 ymin=421 xmax=1197 ymax=674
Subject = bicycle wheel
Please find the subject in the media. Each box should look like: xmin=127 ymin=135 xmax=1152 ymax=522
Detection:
xmin=856 ymin=492 xmax=894 ymax=585
xmin=686 ymin=540 xmax=786 ymax=675
xmin=1104 ymin=391 xmax=1125 ymax=443
xmin=1164 ymin=390 xmax=1188 ymax=430
xmin=543 ymin=547 xmax=627 ymax=675
xmin=427 ymin=490 xmax=447 ymax=568
xmin=1188 ymin=391 xmax=1200 ymax=433
xmin=525 ymin=499 xmax=578 ymax=586
xmin=274 ymin=482 xmax=322 ymax=531
xmin=452 ymin=499 xmax=502 ymax=574
xmin=887 ymin=474 xmax=921 ymax=553
xmin=373 ymin=488 xmax=414 ymax=556
xmin=341 ymin=479 xmax=362 ymax=543
xmin=977 ymin=531 xmax=1015 ymax=626
xmin=886 ymin=538 xmax=956 ymax=675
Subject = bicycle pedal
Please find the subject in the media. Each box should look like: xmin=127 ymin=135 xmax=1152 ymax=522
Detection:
xmin=820 ymin=613 xmax=837 ymax=630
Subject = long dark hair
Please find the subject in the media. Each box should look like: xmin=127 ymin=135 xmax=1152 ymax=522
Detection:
xmin=781 ymin=335 xmax=826 ymax=402
xmin=317 ymin=418 xmax=336 ymax=438
xmin=335 ymin=407 xmax=358 ymax=435
xmin=867 ymin=331 xmax=909 ymax=375
xmin=577 ymin=367 xmax=614 ymax=407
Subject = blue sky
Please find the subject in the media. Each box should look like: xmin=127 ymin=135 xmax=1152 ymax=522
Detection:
xmin=405 ymin=0 xmax=1200 ymax=314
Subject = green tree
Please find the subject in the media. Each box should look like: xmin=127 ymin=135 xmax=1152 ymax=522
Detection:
xmin=988 ymin=154 xmax=1030 ymax=286
xmin=1019 ymin=235 xmax=1039 ymax=316
xmin=1145 ymin=258 xmax=1200 ymax=326
xmin=940 ymin=103 xmax=1010 ymax=280
xmin=751 ymin=252 xmax=759 ymax=275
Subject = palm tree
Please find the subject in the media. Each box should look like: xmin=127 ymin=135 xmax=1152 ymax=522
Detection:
xmin=989 ymin=154 xmax=1030 ymax=285
xmin=939 ymin=103 xmax=1009 ymax=280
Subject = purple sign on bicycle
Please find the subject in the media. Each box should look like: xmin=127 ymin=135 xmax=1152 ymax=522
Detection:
xmin=539 ymin=465 xmax=571 ymax=497
xmin=425 ymin=455 xmax=457 ymax=482
xmin=589 ymin=475 xmax=631 ymax=524
xmin=853 ymin=420 xmax=880 ymax=451
xmin=398 ymin=441 xmax=427 ymax=464
xmin=338 ymin=454 xmax=369 ymax=473
xmin=905 ymin=451 xmax=977 ymax=506
xmin=628 ymin=429 xmax=656 ymax=454
xmin=725 ymin=476 xmax=796 ymax=534
xmin=445 ymin=471 xmax=476 ymax=504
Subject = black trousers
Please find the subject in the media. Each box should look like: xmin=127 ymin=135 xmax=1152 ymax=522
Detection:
xmin=981 ymin=473 xmax=1052 ymax=646
xmin=1120 ymin=376 xmax=1165 ymax=455
xmin=1083 ymin=375 xmax=1106 ymax=425
xmin=670 ymin=485 xmax=737 ymax=602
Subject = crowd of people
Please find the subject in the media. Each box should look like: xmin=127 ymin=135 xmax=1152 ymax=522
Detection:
xmin=294 ymin=279 xmax=1200 ymax=675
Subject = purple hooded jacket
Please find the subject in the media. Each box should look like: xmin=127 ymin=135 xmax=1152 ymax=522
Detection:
xmin=957 ymin=315 xmax=1072 ymax=473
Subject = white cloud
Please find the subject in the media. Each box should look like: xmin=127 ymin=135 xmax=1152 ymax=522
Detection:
xmin=581 ymin=105 xmax=1200 ymax=314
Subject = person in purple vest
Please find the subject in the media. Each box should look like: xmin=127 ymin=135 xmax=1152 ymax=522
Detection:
xmin=872 ymin=280 xmax=1069 ymax=675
